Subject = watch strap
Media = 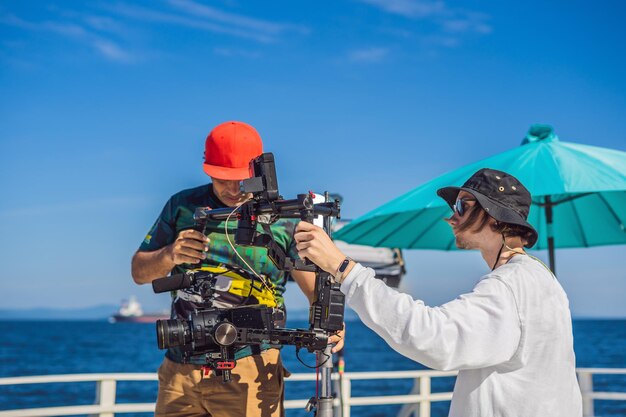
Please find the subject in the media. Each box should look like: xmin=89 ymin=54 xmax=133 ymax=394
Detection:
xmin=334 ymin=257 xmax=353 ymax=283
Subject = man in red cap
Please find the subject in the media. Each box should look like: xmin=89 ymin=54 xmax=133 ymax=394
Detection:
xmin=132 ymin=121 xmax=340 ymax=416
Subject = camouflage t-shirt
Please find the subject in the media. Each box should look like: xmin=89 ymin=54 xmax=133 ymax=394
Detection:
xmin=139 ymin=183 xmax=299 ymax=363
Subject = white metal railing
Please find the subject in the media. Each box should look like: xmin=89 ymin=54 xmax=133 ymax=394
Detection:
xmin=577 ymin=368 xmax=626 ymax=417
xmin=0 ymin=368 xmax=624 ymax=417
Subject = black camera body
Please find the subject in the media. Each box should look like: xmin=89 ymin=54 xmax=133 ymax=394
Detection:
xmin=152 ymin=153 xmax=344 ymax=381
xmin=157 ymin=305 xmax=281 ymax=352
xmin=156 ymin=305 xmax=328 ymax=374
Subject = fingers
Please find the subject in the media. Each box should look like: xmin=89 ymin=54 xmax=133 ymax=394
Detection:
xmin=295 ymin=221 xmax=318 ymax=233
xmin=173 ymin=246 xmax=206 ymax=263
xmin=179 ymin=229 xmax=209 ymax=243
xmin=294 ymin=221 xmax=347 ymax=274
xmin=175 ymin=232 xmax=208 ymax=253
xmin=170 ymin=229 xmax=210 ymax=265
xmin=294 ymin=227 xmax=320 ymax=246
xmin=332 ymin=337 xmax=344 ymax=353
xmin=329 ymin=324 xmax=346 ymax=353
xmin=295 ymin=240 xmax=312 ymax=251
xmin=172 ymin=252 xmax=205 ymax=264
xmin=294 ymin=222 xmax=327 ymax=249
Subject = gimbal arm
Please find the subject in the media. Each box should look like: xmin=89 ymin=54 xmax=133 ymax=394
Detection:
xmin=193 ymin=196 xmax=339 ymax=222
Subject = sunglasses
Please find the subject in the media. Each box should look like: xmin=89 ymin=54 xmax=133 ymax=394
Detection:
xmin=453 ymin=197 xmax=476 ymax=217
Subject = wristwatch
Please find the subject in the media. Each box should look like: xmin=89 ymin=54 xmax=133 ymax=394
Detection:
xmin=334 ymin=257 xmax=353 ymax=283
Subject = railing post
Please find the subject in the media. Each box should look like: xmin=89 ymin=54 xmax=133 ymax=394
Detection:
xmin=397 ymin=376 xmax=421 ymax=417
xmin=333 ymin=375 xmax=351 ymax=417
xmin=578 ymin=371 xmax=594 ymax=417
xmin=341 ymin=377 xmax=351 ymax=417
xmin=419 ymin=376 xmax=431 ymax=417
xmin=93 ymin=378 xmax=116 ymax=417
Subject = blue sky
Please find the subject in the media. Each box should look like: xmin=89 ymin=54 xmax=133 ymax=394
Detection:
xmin=1 ymin=0 xmax=625 ymax=316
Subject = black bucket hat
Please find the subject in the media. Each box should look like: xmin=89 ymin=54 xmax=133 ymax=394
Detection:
xmin=437 ymin=168 xmax=538 ymax=248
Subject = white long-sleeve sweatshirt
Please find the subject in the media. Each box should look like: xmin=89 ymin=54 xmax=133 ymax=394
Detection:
xmin=340 ymin=255 xmax=582 ymax=417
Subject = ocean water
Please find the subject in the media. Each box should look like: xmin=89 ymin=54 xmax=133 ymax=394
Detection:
xmin=1 ymin=319 xmax=625 ymax=417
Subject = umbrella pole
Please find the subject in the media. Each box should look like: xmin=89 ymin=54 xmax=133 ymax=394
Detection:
xmin=545 ymin=196 xmax=556 ymax=274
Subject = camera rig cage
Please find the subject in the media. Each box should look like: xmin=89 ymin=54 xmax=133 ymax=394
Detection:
xmin=150 ymin=153 xmax=345 ymax=415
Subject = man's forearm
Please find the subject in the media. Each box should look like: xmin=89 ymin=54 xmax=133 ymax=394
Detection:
xmin=131 ymin=246 xmax=176 ymax=284
xmin=291 ymin=270 xmax=316 ymax=304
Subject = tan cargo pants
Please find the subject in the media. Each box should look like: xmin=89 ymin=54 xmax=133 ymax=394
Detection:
xmin=155 ymin=348 xmax=289 ymax=417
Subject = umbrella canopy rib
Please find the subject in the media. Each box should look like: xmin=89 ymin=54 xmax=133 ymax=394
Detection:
xmin=375 ymin=210 xmax=428 ymax=247
xmin=339 ymin=214 xmax=390 ymax=243
xmin=532 ymin=193 xmax=592 ymax=207
xmin=558 ymin=142 xmax=626 ymax=193
xmin=569 ymin=198 xmax=589 ymax=248
xmin=407 ymin=213 xmax=449 ymax=249
xmin=597 ymin=193 xmax=625 ymax=230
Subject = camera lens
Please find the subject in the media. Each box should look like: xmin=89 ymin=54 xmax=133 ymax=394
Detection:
xmin=156 ymin=319 xmax=189 ymax=349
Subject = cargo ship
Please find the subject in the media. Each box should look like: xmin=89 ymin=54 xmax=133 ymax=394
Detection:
xmin=108 ymin=296 xmax=169 ymax=323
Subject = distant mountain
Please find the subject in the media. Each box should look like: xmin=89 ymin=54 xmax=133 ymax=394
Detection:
xmin=0 ymin=304 xmax=118 ymax=320
xmin=0 ymin=305 xmax=361 ymax=322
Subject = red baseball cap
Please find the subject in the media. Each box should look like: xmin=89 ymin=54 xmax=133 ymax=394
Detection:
xmin=203 ymin=121 xmax=263 ymax=180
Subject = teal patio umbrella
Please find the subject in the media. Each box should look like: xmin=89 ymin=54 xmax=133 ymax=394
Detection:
xmin=334 ymin=125 xmax=626 ymax=274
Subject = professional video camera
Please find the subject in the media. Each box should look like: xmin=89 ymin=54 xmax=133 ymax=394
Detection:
xmin=155 ymin=304 xmax=328 ymax=377
xmin=151 ymin=153 xmax=345 ymax=391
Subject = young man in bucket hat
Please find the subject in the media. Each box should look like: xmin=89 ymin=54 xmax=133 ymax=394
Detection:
xmin=295 ymin=168 xmax=582 ymax=416
xmin=132 ymin=121 xmax=344 ymax=417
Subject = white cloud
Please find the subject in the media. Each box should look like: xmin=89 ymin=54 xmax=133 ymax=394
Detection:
xmin=2 ymin=1 xmax=310 ymax=64
xmin=92 ymin=38 xmax=132 ymax=62
xmin=357 ymin=0 xmax=492 ymax=46
xmin=82 ymin=15 xmax=128 ymax=35
xmin=348 ymin=47 xmax=389 ymax=63
xmin=359 ymin=0 xmax=446 ymax=18
xmin=105 ymin=1 xmax=308 ymax=44
xmin=2 ymin=14 xmax=82 ymax=38
xmin=106 ymin=3 xmax=272 ymax=43
xmin=441 ymin=12 xmax=492 ymax=35
xmin=168 ymin=0 xmax=308 ymax=36
xmin=0 ymin=13 xmax=134 ymax=63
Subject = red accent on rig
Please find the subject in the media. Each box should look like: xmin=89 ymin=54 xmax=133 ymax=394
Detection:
xmin=216 ymin=361 xmax=236 ymax=370
xmin=309 ymin=191 xmax=315 ymax=198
